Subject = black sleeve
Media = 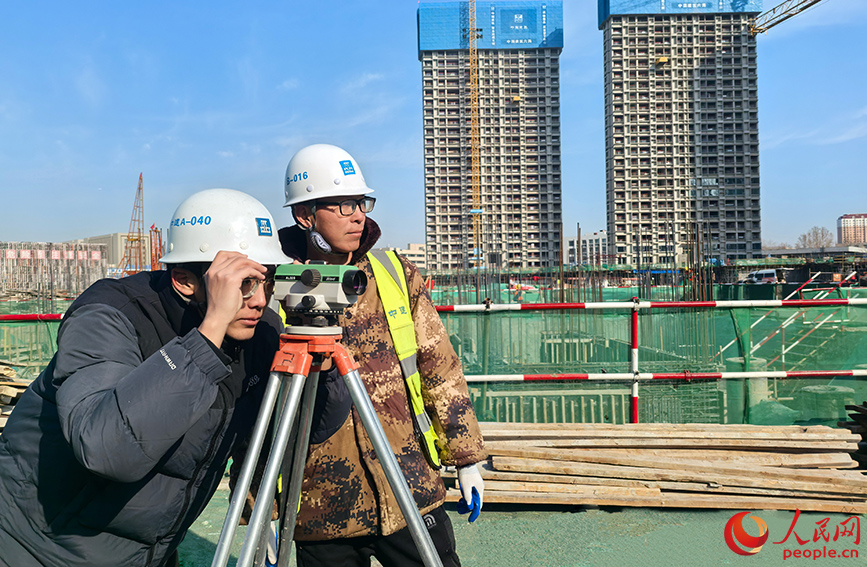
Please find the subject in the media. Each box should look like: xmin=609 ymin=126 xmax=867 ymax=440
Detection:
xmin=54 ymin=303 xmax=231 ymax=482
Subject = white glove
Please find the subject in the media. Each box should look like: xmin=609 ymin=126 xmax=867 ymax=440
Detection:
xmin=457 ymin=463 xmax=484 ymax=522
xmin=266 ymin=521 xmax=277 ymax=566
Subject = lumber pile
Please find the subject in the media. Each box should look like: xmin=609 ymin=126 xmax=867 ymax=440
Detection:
xmin=0 ymin=379 xmax=30 ymax=433
xmin=444 ymin=422 xmax=867 ymax=514
xmin=839 ymin=401 xmax=867 ymax=470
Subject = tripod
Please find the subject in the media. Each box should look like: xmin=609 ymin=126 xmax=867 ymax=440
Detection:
xmin=212 ymin=325 xmax=444 ymax=567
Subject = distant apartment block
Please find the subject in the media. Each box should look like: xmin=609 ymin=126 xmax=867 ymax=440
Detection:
xmin=599 ymin=0 xmax=763 ymax=265
xmin=374 ymin=243 xmax=427 ymax=271
xmin=418 ymin=0 xmax=564 ymax=271
xmin=837 ymin=214 xmax=867 ymax=245
xmin=566 ymin=230 xmax=608 ymax=265
xmin=75 ymin=232 xmax=154 ymax=269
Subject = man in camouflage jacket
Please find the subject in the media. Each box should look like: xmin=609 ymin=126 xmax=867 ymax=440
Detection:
xmin=276 ymin=143 xmax=487 ymax=567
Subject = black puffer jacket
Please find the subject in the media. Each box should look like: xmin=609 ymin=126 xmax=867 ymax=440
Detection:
xmin=0 ymin=271 xmax=281 ymax=567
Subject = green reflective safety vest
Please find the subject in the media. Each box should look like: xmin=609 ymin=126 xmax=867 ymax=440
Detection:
xmin=367 ymin=250 xmax=444 ymax=470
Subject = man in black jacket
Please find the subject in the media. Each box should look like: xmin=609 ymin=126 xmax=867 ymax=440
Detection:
xmin=0 ymin=189 xmax=291 ymax=567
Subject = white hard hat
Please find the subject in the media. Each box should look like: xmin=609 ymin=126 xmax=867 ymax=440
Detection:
xmin=159 ymin=188 xmax=292 ymax=265
xmin=283 ymin=143 xmax=374 ymax=208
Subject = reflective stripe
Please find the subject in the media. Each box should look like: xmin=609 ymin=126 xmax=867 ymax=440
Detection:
xmin=414 ymin=404 xmax=434 ymax=431
xmin=368 ymin=249 xmax=404 ymax=295
xmin=399 ymin=353 xmax=418 ymax=380
xmin=367 ymin=250 xmax=443 ymax=470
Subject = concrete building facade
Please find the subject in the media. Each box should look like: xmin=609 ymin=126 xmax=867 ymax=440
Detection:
xmin=566 ymin=230 xmax=609 ymax=266
xmin=837 ymin=214 xmax=867 ymax=245
xmin=599 ymin=0 xmax=763 ymax=266
xmin=418 ymin=1 xmax=564 ymax=271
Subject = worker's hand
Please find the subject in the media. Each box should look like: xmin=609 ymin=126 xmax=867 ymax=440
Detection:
xmin=456 ymin=463 xmax=484 ymax=523
xmin=199 ymin=250 xmax=268 ymax=346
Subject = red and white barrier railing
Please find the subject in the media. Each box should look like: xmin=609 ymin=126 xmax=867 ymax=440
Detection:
xmin=0 ymin=314 xmax=63 ymax=322
xmin=466 ymin=369 xmax=867 ymax=383
xmin=436 ymin=297 xmax=867 ymax=312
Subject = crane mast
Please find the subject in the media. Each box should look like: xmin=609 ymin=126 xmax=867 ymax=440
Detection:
xmin=467 ymin=0 xmax=483 ymax=267
xmin=116 ymin=173 xmax=146 ymax=277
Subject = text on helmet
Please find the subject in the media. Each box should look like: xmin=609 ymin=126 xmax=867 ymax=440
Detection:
xmin=288 ymin=171 xmax=309 ymax=184
xmin=171 ymin=216 xmax=212 ymax=227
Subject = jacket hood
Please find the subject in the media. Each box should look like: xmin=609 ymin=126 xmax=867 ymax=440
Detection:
xmin=277 ymin=217 xmax=381 ymax=265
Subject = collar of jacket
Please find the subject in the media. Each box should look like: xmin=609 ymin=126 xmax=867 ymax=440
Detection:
xmin=277 ymin=217 xmax=382 ymax=266
xmin=156 ymin=270 xmax=208 ymax=337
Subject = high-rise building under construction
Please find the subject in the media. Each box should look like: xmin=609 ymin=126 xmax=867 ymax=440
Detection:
xmin=418 ymin=1 xmax=564 ymax=271
xmin=598 ymin=1 xmax=764 ymax=265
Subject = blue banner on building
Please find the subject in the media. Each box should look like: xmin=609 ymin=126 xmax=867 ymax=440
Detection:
xmin=598 ymin=0 xmax=762 ymax=28
xmin=418 ymin=0 xmax=564 ymax=52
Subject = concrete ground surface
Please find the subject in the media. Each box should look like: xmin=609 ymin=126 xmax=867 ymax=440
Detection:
xmin=179 ymin=488 xmax=865 ymax=567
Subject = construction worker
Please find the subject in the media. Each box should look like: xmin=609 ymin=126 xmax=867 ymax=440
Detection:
xmin=0 ymin=189 xmax=291 ymax=567
xmin=277 ymin=143 xmax=487 ymax=566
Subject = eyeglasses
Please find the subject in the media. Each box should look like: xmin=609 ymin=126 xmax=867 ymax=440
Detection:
xmin=314 ymin=197 xmax=376 ymax=217
xmin=241 ymin=276 xmax=276 ymax=299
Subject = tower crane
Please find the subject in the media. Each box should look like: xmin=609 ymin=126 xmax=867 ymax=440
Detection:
xmin=750 ymin=0 xmax=826 ymax=35
xmin=465 ymin=0 xmax=483 ymax=267
xmin=116 ymin=173 xmax=146 ymax=277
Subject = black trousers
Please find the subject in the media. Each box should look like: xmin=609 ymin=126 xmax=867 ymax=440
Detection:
xmin=296 ymin=505 xmax=461 ymax=567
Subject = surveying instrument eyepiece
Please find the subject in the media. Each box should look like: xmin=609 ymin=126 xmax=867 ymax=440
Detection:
xmin=212 ymin=261 xmax=444 ymax=567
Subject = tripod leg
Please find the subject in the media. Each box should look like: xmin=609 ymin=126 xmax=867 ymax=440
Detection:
xmin=342 ymin=368 xmax=444 ymax=567
xmin=236 ymin=372 xmax=308 ymax=567
xmin=254 ymin=375 xmax=300 ymax=567
xmin=276 ymin=369 xmax=320 ymax=567
xmin=212 ymin=370 xmax=283 ymax=567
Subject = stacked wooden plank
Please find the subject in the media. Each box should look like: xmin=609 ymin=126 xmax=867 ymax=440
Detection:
xmin=444 ymin=422 xmax=867 ymax=514
xmin=839 ymin=401 xmax=867 ymax=469
xmin=0 ymin=378 xmax=29 ymax=433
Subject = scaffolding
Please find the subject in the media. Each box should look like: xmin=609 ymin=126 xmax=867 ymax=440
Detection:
xmin=0 ymin=241 xmax=108 ymax=299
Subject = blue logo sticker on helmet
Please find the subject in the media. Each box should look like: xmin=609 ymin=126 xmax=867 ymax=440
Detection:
xmin=339 ymin=160 xmax=356 ymax=175
xmin=256 ymin=218 xmax=273 ymax=236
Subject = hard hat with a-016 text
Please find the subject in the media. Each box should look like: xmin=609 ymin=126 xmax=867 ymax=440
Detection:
xmin=159 ymin=188 xmax=292 ymax=265
xmin=283 ymin=144 xmax=374 ymax=208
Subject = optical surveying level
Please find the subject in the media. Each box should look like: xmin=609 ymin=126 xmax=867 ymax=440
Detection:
xmin=212 ymin=263 xmax=443 ymax=567
xmin=275 ymin=262 xmax=367 ymax=320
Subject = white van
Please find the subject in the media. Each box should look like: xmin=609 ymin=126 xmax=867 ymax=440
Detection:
xmin=745 ymin=269 xmax=785 ymax=284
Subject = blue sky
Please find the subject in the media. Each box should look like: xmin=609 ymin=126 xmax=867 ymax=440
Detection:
xmin=1 ymin=0 xmax=865 ymax=248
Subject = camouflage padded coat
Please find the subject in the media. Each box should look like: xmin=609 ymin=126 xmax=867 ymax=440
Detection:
xmin=277 ymin=219 xmax=486 ymax=540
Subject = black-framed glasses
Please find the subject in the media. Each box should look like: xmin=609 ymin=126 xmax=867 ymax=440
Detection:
xmin=241 ymin=276 xmax=276 ymax=299
xmin=314 ymin=196 xmax=376 ymax=217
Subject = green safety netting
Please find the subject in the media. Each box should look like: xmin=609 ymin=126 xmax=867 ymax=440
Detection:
xmin=439 ymin=297 xmax=867 ymax=426
xmin=2 ymin=291 xmax=866 ymax=426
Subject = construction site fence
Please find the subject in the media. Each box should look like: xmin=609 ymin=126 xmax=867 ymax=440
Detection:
xmin=437 ymin=297 xmax=867 ymax=427
xmin=1 ymin=297 xmax=866 ymax=427
xmin=425 ymin=275 xmax=867 ymax=306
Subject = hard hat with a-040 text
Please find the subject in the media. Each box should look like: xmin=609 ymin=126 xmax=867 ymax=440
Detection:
xmin=159 ymin=188 xmax=292 ymax=265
